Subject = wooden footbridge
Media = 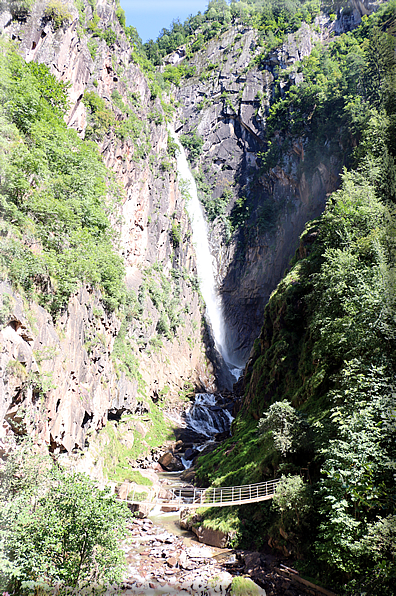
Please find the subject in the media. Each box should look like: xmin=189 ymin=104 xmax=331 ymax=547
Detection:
xmin=116 ymin=478 xmax=280 ymax=509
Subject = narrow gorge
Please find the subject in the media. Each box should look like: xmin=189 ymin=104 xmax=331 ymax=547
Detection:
xmin=0 ymin=0 xmax=395 ymax=594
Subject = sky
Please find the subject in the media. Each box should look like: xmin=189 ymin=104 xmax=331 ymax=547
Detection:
xmin=121 ymin=0 xmax=210 ymax=43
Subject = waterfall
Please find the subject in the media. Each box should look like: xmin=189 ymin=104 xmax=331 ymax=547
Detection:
xmin=181 ymin=393 xmax=234 ymax=468
xmin=169 ymin=128 xmax=232 ymax=368
xmin=184 ymin=393 xmax=233 ymax=439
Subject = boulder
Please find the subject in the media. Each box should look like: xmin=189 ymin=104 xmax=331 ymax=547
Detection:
xmin=158 ymin=452 xmax=184 ymax=471
xmin=180 ymin=468 xmax=196 ymax=482
xmin=192 ymin=525 xmax=228 ymax=548
xmin=184 ymin=447 xmax=198 ymax=460
xmin=161 ymin=504 xmax=180 ymax=512
xmin=179 ymin=509 xmax=203 ymax=531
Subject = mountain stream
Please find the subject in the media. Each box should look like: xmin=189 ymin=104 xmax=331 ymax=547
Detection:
xmin=119 ymin=132 xmax=260 ymax=595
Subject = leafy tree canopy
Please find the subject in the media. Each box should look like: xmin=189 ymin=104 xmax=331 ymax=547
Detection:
xmin=0 ymin=441 xmax=129 ymax=594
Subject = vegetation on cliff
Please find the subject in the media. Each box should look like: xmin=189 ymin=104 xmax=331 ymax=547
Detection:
xmin=143 ymin=0 xmax=321 ymax=64
xmin=0 ymin=44 xmax=126 ymax=316
xmin=1 ymin=0 xmax=395 ymax=593
xmin=196 ymin=2 xmax=396 ymax=593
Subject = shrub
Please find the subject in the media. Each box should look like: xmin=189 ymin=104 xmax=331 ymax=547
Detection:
xmin=115 ymin=6 xmax=125 ymax=29
xmin=6 ymin=0 xmax=35 ymax=18
xmin=167 ymin=132 xmax=179 ymax=158
xmin=258 ymin=400 xmax=310 ymax=457
xmin=171 ymin=220 xmax=182 ymax=247
xmin=0 ymin=443 xmax=129 ymax=592
xmin=83 ymin=89 xmax=115 ymax=138
xmin=0 ymin=50 xmax=125 ymax=314
xmin=44 ymin=0 xmax=72 ymax=29
xmin=180 ymin=130 xmax=204 ymax=162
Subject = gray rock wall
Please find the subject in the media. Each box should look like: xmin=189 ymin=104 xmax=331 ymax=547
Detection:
xmin=0 ymin=0 xmax=211 ymax=454
xmin=173 ymin=4 xmax=379 ymax=364
xmin=174 ymin=21 xmax=334 ymax=365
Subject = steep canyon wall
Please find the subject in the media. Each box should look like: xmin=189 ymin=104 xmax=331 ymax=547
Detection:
xmin=0 ymin=0 xmax=382 ymax=459
xmin=174 ymin=0 xmax=381 ymax=364
xmin=0 ymin=0 xmax=212 ymax=457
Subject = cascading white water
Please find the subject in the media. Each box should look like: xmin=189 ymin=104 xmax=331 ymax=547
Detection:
xmin=169 ymin=128 xmax=231 ymax=366
xmin=184 ymin=393 xmax=234 ymax=439
xmin=180 ymin=393 xmax=234 ymax=468
xmin=168 ymin=128 xmax=242 ymax=468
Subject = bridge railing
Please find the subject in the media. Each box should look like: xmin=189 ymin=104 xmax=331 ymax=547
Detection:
xmin=168 ymin=478 xmax=280 ymax=507
xmin=115 ymin=478 xmax=280 ymax=507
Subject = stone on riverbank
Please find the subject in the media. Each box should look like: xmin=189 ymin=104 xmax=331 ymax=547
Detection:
xmin=192 ymin=525 xmax=229 ymax=548
xmin=158 ymin=452 xmax=184 ymax=471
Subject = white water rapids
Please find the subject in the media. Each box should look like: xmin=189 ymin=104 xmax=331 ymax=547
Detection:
xmin=180 ymin=393 xmax=233 ymax=467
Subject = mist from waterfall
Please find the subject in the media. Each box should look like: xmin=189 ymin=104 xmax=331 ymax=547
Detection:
xmin=169 ymin=127 xmax=233 ymax=371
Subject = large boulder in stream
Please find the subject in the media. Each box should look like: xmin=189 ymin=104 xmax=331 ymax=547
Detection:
xmin=158 ymin=451 xmax=184 ymax=471
xmin=180 ymin=468 xmax=196 ymax=482
xmin=192 ymin=525 xmax=229 ymax=548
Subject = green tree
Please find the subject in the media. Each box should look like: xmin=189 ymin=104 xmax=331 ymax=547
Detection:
xmin=258 ymin=400 xmax=310 ymax=456
xmin=0 ymin=444 xmax=128 ymax=593
xmin=272 ymin=475 xmax=311 ymax=537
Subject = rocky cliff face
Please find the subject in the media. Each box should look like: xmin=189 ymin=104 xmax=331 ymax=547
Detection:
xmin=0 ymin=0 xmax=383 ymax=458
xmin=174 ymin=0 xmax=382 ymax=365
xmin=0 ymin=0 xmax=213 ymax=456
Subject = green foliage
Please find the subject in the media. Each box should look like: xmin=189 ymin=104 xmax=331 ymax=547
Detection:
xmin=84 ymin=2 xmax=118 ymax=46
xmin=230 ymin=576 xmax=263 ymax=596
xmin=228 ymin=194 xmax=250 ymax=232
xmin=5 ymin=0 xmax=35 ymax=18
xmin=101 ymin=409 xmax=174 ymax=482
xmin=192 ymin=168 xmax=230 ymax=224
xmin=112 ymin=322 xmax=146 ymax=394
xmin=87 ymin=37 xmax=98 ymax=60
xmin=141 ymin=0 xmax=320 ymax=68
xmin=115 ymin=113 xmax=152 ymax=159
xmin=0 ymin=442 xmax=128 ymax=593
xmin=180 ymin=130 xmax=203 ymax=162
xmin=171 ymin=219 xmax=182 ymax=247
xmin=194 ymin=7 xmax=396 ymax=590
xmin=167 ymin=132 xmax=179 ymax=158
xmin=44 ymin=0 xmax=72 ymax=29
xmin=125 ymin=25 xmax=144 ymax=53
xmin=271 ymin=475 xmax=312 ymax=550
xmin=115 ymin=6 xmax=125 ymax=29
xmin=258 ymin=400 xmax=311 ymax=457
xmin=0 ymin=48 xmax=125 ymax=315
xmin=163 ymin=63 xmax=196 ymax=87
xmin=200 ymin=506 xmax=242 ymax=546
xmin=101 ymin=28 xmax=116 ymax=46
xmin=0 ymin=292 xmax=13 ymax=328
xmin=111 ymin=89 xmax=128 ymax=113
xmin=74 ymin=0 xmax=85 ymax=25
xmin=140 ymin=263 xmax=185 ymax=341
xmin=83 ymin=89 xmax=115 ymax=138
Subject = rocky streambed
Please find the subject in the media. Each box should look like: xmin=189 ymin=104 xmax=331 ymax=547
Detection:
xmin=121 ymin=516 xmax=238 ymax=595
xmin=113 ymin=390 xmax=328 ymax=596
xmin=117 ymin=515 xmax=330 ymax=596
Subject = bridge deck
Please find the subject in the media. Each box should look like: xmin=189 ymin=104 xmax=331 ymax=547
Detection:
xmin=116 ymin=478 xmax=280 ymax=509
